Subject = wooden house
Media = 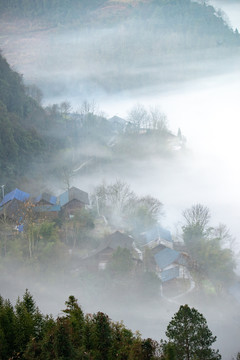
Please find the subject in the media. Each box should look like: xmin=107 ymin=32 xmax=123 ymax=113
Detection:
xmin=83 ymin=231 xmax=134 ymax=271
xmin=33 ymin=205 xmax=61 ymax=220
xmin=59 ymin=187 xmax=89 ymax=217
xmin=154 ymin=247 xmax=188 ymax=283
xmin=0 ymin=188 xmax=30 ymax=223
xmin=34 ymin=192 xmax=57 ymax=206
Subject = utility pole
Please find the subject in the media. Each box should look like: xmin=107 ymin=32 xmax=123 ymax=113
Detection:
xmin=1 ymin=185 xmax=4 ymax=201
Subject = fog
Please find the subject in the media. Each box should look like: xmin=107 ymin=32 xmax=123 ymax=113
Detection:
xmin=96 ymin=69 xmax=240 ymax=245
xmin=1 ymin=1 xmax=240 ymax=359
xmin=210 ymin=0 xmax=240 ymax=30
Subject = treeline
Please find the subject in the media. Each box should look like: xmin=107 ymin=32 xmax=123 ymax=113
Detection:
xmin=0 ymin=0 xmax=239 ymax=47
xmin=0 ymin=290 xmax=223 ymax=360
xmin=0 ymin=290 xmax=159 ymax=360
xmin=0 ymin=0 xmax=105 ymax=21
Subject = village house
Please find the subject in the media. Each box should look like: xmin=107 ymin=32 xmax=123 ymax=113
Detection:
xmin=0 ymin=188 xmax=30 ymax=223
xmin=33 ymin=192 xmax=60 ymax=220
xmin=59 ymin=186 xmax=90 ymax=217
xmin=154 ymin=247 xmax=188 ymax=283
xmin=82 ymin=231 xmax=135 ymax=271
xmin=34 ymin=192 xmax=57 ymax=206
xmin=0 ymin=186 xmax=91 ymax=225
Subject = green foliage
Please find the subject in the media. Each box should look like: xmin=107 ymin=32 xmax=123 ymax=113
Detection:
xmin=165 ymin=304 xmax=221 ymax=360
xmin=162 ymin=342 xmax=177 ymax=360
xmin=91 ymin=312 xmax=113 ymax=360
xmin=108 ymin=247 xmax=134 ymax=275
xmin=14 ymin=290 xmax=44 ymax=353
xmin=62 ymin=296 xmax=84 ymax=347
xmin=0 ymin=53 xmax=51 ymax=183
xmin=182 ymin=204 xmax=236 ymax=285
xmin=0 ymin=297 xmax=16 ymax=360
xmin=0 ymin=292 xmax=225 ymax=360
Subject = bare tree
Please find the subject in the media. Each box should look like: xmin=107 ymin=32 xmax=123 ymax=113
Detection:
xmin=213 ymin=223 xmax=236 ymax=250
xmin=149 ymin=106 xmax=168 ymax=132
xmin=62 ymin=166 xmax=74 ymax=190
xmin=79 ymin=99 xmax=98 ymax=116
xmin=93 ymin=180 xmax=136 ymax=216
xmin=182 ymin=203 xmax=210 ymax=232
xmin=127 ymin=104 xmax=149 ymax=130
xmin=93 ymin=180 xmax=163 ymax=231
xmin=60 ymin=101 xmax=72 ymax=117
xmin=134 ymin=195 xmax=163 ymax=221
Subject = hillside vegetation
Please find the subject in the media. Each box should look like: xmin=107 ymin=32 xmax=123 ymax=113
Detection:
xmin=0 ymin=53 xmax=49 ymax=186
xmin=0 ymin=0 xmax=239 ymax=102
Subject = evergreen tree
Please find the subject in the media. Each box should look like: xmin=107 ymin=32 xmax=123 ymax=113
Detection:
xmin=14 ymin=290 xmax=44 ymax=353
xmin=0 ymin=297 xmax=16 ymax=360
xmin=91 ymin=312 xmax=113 ymax=360
xmin=62 ymin=295 xmax=85 ymax=348
xmin=165 ymin=304 xmax=221 ymax=360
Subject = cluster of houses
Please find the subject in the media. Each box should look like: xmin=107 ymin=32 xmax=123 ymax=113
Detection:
xmin=80 ymin=224 xmax=189 ymax=289
xmin=0 ymin=186 xmax=90 ymax=229
xmin=0 ymin=186 xmax=189 ymax=292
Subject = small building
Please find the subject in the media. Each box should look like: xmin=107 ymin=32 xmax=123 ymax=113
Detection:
xmin=154 ymin=247 xmax=187 ymax=283
xmin=0 ymin=188 xmax=30 ymax=207
xmin=59 ymin=186 xmax=90 ymax=217
xmin=0 ymin=189 xmax=30 ymax=222
xmin=0 ymin=198 xmax=26 ymax=222
xmin=83 ymin=231 xmax=134 ymax=271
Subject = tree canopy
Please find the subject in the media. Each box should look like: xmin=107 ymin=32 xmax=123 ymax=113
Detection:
xmin=182 ymin=204 xmax=236 ymax=285
xmin=165 ymin=304 xmax=221 ymax=360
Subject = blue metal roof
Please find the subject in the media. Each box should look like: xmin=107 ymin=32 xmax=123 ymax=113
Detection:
xmin=0 ymin=188 xmax=30 ymax=207
xmin=161 ymin=266 xmax=179 ymax=282
xmin=154 ymin=248 xmax=180 ymax=269
xmin=59 ymin=191 xmax=69 ymax=207
xmin=143 ymin=225 xmax=172 ymax=244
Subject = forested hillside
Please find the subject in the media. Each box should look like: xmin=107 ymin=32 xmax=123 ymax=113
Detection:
xmin=0 ymin=0 xmax=239 ymax=96
xmin=0 ymin=53 xmax=49 ymax=186
xmin=0 ymin=50 xmax=186 ymax=191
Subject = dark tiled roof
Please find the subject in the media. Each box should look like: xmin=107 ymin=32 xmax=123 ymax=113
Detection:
xmin=35 ymin=193 xmax=57 ymax=205
xmin=85 ymin=231 xmax=134 ymax=259
xmin=59 ymin=187 xmax=89 ymax=206
xmin=105 ymin=231 xmax=134 ymax=250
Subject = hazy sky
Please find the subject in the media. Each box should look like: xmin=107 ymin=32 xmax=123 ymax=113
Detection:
xmin=210 ymin=0 xmax=240 ymax=30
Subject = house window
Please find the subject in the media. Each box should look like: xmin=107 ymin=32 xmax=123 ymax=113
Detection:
xmin=98 ymin=262 xmax=107 ymax=270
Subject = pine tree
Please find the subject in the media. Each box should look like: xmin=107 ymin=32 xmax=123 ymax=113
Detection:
xmin=166 ymin=304 xmax=221 ymax=360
